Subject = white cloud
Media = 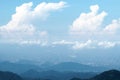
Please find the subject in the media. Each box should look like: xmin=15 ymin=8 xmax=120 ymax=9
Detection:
xmin=103 ymin=19 xmax=120 ymax=34
xmin=20 ymin=40 xmax=48 ymax=46
xmin=33 ymin=1 xmax=66 ymax=20
xmin=52 ymin=40 xmax=94 ymax=49
xmin=73 ymin=40 xmax=120 ymax=49
xmin=72 ymin=40 xmax=93 ymax=49
xmin=69 ymin=4 xmax=120 ymax=42
xmin=20 ymin=40 xmax=41 ymax=45
xmin=98 ymin=41 xmax=116 ymax=48
xmin=70 ymin=5 xmax=107 ymax=35
xmin=0 ymin=1 xmax=66 ymax=44
xmin=52 ymin=40 xmax=74 ymax=45
xmin=52 ymin=40 xmax=120 ymax=49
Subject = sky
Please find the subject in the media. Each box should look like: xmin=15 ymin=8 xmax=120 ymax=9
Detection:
xmin=0 ymin=0 xmax=120 ymax=66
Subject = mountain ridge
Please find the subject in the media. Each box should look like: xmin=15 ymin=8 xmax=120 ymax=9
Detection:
xmin=0 ymin=71 xmax=23 ymax=80
xmin=70 ymin=69 xmax=120 ymax=80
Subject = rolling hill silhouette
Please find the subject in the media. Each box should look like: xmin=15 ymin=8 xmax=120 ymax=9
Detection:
xmin=70 ymin=69 xmax=120 ymax=80
xmin=0 ymin=71 xmax=23 ymax=80
xmin=90 ymin=69 xmax=120 ymax=80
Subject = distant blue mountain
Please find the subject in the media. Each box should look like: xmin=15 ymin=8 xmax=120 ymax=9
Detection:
xmin=70 ymin=69 xmax=120 ymax=80
xmin=0 ymin=69 xmax=119 ymax=80
xmin=0 ymin=61 xmax=42 ymax=73
xmin=47 ymin=62 xmax=108 ymax=72
xmin=90 ymin=69 xmax=120 ymax=80
xmin=0 ymin=61 xmax=109 ymax=74
xmin=0 ymin=71 xmax=23 ymax=80
xmin=21 ymin=69 xmax=96 ymax=80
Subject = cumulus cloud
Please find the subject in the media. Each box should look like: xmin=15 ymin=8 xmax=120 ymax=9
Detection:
xmin=103 ymin=19 xmax=120 ymax=34
xmin=70 ymin=4 xmax=120 ymax=42
xmin=70 ymin=5 xmax=107 ymax=35
xmin=0 ymin=1 xmax=66 ymax=44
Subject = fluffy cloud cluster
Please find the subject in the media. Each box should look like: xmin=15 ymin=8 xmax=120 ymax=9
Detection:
xmin=103 ymin=19 xmax=120 ymax=34
xmin=70 ymin=5 xmax=120 ymax=38
xmin=0 ymin=1 xmax=66 ymax=43
xmin=70 ymin=5 xmax=107 ymax=35
xmin=68 ymin=4 xmax=120 ymax=49
xmin=0 ymin=2 xmax=120 ymax=49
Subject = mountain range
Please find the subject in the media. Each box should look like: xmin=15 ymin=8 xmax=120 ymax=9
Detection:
xmin=0 ymin=61 xmax=119 ymax=80
xmin=21 ymin=69 xmax=96 ymax=80
xmin=0 ymin=71 xmax=23 ymax=80
xmin=45 ymin=62 xmax=108 ymax=72
xmin=0 ymin=61 xmax=110 ymax=73
xmin=1 ymin=69 xmax=120 ymax=80
xmin=71 ymin=70 xmax=120 ymax=80
xmin=0 ymin=61 xmax=41 ymax=73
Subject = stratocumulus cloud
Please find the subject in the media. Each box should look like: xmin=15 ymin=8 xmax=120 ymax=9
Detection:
xmin=52 ymin=40 xmax=120 ymax=49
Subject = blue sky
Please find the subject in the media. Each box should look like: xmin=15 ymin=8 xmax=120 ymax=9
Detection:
xmin=0 ymin=0 xmax=120 ymax=40
xmin=0 ymin=0 xmax=120 ymax=65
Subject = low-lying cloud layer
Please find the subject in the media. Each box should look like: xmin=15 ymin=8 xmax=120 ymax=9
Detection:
xmin=52 ymin=40 xmax=120 ymax=49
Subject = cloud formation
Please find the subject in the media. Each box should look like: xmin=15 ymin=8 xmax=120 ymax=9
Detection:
xmin=52 ymin=40 xmax=120 ymax=49
xmin=0 ymin=1 xmax=66 ymax=43
xmin=70 ymin=4 xmax=120 ymax=40
xmin=70 ymin=5 xmax=107 ymax=35
xmin=103 ymin=19 xmax=120 ymax=34
xmin=0 ymin=3 xmax=120 ymax=49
